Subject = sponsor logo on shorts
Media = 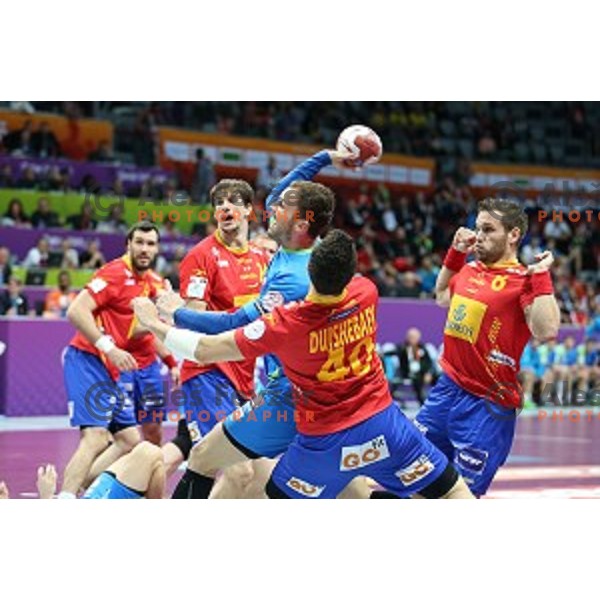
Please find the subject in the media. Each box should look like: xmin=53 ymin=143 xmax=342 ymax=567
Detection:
xmin=395 ymin=454 xmax=435 ymax=486
xmin=455 ymin=447 xmax=488 ymax=475
xmin=286 ymin=477 xmax=325 ymax=498
xmin=413 ymin=419 xmax=428 ymax=435
xmin=340 ymin=435 xmax=390 ymax=471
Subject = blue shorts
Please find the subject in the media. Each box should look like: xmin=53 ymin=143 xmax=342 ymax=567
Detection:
xmin=82 ymin=472 xmax=143 ymax=500
xmin=118 ymin=361 xmax=167 ymax=425
xmin=64 ymin=347 xmax=136 ymax=429
xmin=415 ymin=374 xmax=517 ymax=496
xmin=181 ymin=369 xmax=244 ymax=442
xmin=270 ymin=403 xmax=449 ymax=499
xmin=223 ymin=376 xmax=297 ymax=459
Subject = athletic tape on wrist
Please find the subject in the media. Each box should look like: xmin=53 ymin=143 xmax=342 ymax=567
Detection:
xmin=94 ymin=335 xmax=116 ymax=354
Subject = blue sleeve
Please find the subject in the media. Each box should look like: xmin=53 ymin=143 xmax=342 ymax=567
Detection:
xmin=266 ymin=150 xmax=332 ymax=210
xmin=173 ymin=307 xmax=252 ymax=334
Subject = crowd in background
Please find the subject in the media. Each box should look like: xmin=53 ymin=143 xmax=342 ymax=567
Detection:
xmin=4 ymin=101 xmax=600 ymax=171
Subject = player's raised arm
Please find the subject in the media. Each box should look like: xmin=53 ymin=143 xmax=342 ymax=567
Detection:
xmin=523 ymin=251 xmax=561 ymax=341
xmin=435 ymin=227 xmax=476 ymax=307
xmin=265 ymin=148 xmax=354 ymax=211
xmin=133 ymin=298 xmax=245 ymax=364
xmin=67 ymin=289 xmax=138 ymax=372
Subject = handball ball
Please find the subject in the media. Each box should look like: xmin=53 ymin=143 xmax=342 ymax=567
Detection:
xmin=336 ymin=125 xmax=383 ymax=168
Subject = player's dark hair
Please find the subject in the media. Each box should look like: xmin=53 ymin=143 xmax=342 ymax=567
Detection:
xmin=126 ymin=221 xmax=161 ymax=243
xmin=292 ymin=181 xmax=335 ymax=239
xmin=308 ymin=229 xmax=357 ymax=296
xmin=478 ymin=197 xmax=528 ymax=242
xmin=209 ymin=179 xmax=254 ymax=207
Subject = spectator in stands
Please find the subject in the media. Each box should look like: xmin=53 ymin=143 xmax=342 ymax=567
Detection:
xmin=59 ymin=239 xmax=80 ymax=269
xmin=96 ymin=204 xmax=127 ymax=233
xmin=16 ymin=166 xmax=38 ymax=189
xmin=23 ymin=237 xmax=51 ymax=268
xmin=0 ymin=164 xmax=15 ymax=188
xmin=164 ymin=244 xmax=187 ymax=291
xmin=80 ymin=240 xmax=106 ymax=269
xmin=39 ymin=166 xmax=70 ymax=193
xmin=0 ymin=276 xmax=29 ymax=316
xmin=43 ymin=271 xmax=77 ymax=319
xmin=2 ymin=198 xmax=31 ymax=227
xmin=87 ymin=139 xmax=114 ymax=163
xmin=520 ymin=340 xmax=544 ymax=407
xmin=31 ymin=197 xmax=61 ymax=229
xmin=31 ymin=121 xmax=60 ymax=158
xmin=256 ymin=155 xmax=283 ymax=193
xmin=191 ymin=148 xmax=216 ymax=204
xmin=66 ymin=201 xmax=97 ymax=231
xmin=416 ymin=255 xmax=440 ymax=295
xmin=396 ymin=271 xmax=422 ymax=298
xmin=0 ymin=246 xmax=12 ymax=286
xmin=3 ymin=120 xmax=34 ymax=156
xmin=543 ymin=218 xmax=572 ymax=255
xmin=398 ymin=327 xmax=437 ymax=406
xmin=477 ymin=131 xmax=497 ymax=157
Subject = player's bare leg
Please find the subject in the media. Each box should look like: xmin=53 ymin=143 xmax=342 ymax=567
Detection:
xmin=439 ymin=477 xmax=475 ymax=499
xmin=172 ymin=422 xmax=255 ymax=498
xmin=237 ymin=458 xmax=278 ymax=499
xmin=209 ymin=461 xmax=255 ymax=499
xmin=141 ymin=422 xmax=163 ymax=446
xmin=61 ymin=427 xmax=111 ymax=496
xmin=337 ymin=477 xmax=377 ymax=499
xmin=84 ymin=426 xmax=141 ymax=488
xmin=109 ymin=441 xmax=166 ymax=499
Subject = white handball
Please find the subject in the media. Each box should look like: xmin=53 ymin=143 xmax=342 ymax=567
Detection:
xmin=336 ymin=125 xmax=383 ymax=168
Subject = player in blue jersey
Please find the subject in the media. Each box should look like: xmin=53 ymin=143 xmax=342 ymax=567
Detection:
xmin=160 ymin=148 xmax=353 ymax=498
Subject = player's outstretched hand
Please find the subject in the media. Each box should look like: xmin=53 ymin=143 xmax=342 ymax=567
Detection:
xmin=156 ymin=291 xmax=185 ymax=323
xmin=527 ymin=250 xmax=554 ymax=274
xmin=106 ymin=347 xmax=138 ymax=372
xmin=452 ymin=227 xmax=477 ymax=253
xmin=37 ymin=464 xmax=57 ymax=499
xmin=328 ymin=148 xmax=359 ymax=170
xmin=0 ymin=481 xmax=9 ymax=500
xmin=132 ymin=297 xmax=160 ymax=329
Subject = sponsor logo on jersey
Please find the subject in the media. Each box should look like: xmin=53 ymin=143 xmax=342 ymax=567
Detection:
xmin=488 ymin=349 xmax=516 ymax=369
xmin=124 ymin=279 xmax=136 ymax=286
xmin=444 ymin=294 xmax=487 ymax=344
xmin=88 ymin=278 xmax=108 ymax=294
xmin=456 ymin=447 xmax=488 ymax=475
xmin=340 ymin=435 xmax=390 ymax=471
xmin=243 ymin=320 xmax=266 ymax=341
xmin=217 ymin=260 xmax=229 ymax=268
xmin=286 ymin=477 xmax=325 ymax=498
xmin=395 ymin=455 xmax=435 ymax=486
xmin=187 ymin=276 xmax=208 ymax=299
xmin=328 ymin=304 xmax=360 ymax=323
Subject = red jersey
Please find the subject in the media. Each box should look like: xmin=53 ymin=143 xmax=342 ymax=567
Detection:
xmin=441 ymin=259 xmax=535 ymax=408
xmin=179 ymin=231 xmax=268 ymax=398
xmin=70 ymin=256 xmax=163 ymax=379
xmin=234 ymin=276 xmax=392 ymax=435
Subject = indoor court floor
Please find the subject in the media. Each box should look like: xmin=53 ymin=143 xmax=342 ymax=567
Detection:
xmin=1 ymin=408 xmax=599 ymax=499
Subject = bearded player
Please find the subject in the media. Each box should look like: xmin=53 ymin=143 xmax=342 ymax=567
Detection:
xmin=59 ymin=221 xmax=163 ymax=498
xmin=415 ymin=197 xmax=561 ymax=496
